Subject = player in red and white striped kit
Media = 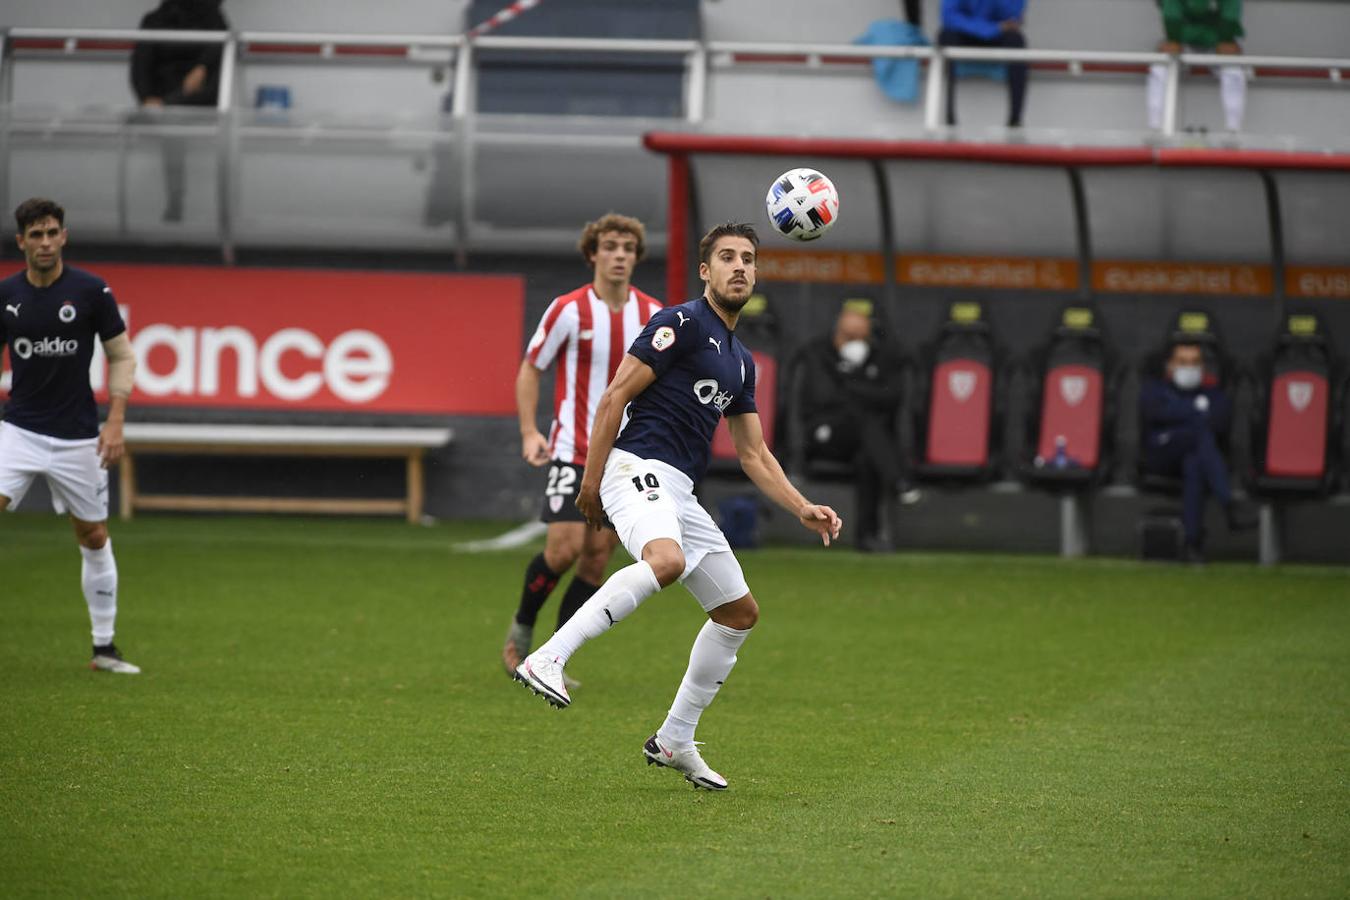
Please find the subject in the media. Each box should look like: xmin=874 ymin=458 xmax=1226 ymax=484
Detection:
xmin=503 ymin=214 xmax=663 ymax=678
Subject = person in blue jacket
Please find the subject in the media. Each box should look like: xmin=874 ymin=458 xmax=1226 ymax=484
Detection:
xmin=1140 ymin=342 xmax=1256 ymax=562
xmin=938 ymin=0 xmax=1029 ymax=127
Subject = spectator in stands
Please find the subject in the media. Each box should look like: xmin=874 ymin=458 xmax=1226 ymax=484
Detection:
xmin=798 ymin=301 xmax=905 ymax=551
xmin=1146 ymin=0 xmax=1246 ymax=133
xmin=1140 ymin=342 xmax=1256 ymax=563
xmin=130 ymin=0 xmax=230 ymax=222
xmin=938 ymin=0 xmax=1029 ymax=128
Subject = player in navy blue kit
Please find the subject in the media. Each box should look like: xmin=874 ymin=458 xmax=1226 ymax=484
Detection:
xmin=1 ymin=198 xmax=141 ymax=673
xmin=517 ymin=222 xmax=842 ymax=790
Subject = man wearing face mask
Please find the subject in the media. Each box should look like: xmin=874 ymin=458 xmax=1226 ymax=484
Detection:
xmin=1140 ymin=342 xmax=1256 ymax=562
xmin=797 ymin=301 xmax=905 ymax=551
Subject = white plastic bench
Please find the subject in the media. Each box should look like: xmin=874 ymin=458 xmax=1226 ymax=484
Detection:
xmin=119 ymin=423 xmax=453 ymax=523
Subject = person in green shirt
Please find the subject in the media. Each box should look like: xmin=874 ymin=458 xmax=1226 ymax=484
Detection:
xmin=1146 ymin=0 xmax=1246 ymax=133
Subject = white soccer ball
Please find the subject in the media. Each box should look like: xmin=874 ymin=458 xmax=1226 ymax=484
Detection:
xmin=765 ymin=167 xmax=840 ymax=242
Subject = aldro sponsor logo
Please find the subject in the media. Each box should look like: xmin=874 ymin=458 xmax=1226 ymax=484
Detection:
xmin=12 ymin=335 xmax=79 ymax=360
xmin=693 ymin=378 xmax=734 ymax=412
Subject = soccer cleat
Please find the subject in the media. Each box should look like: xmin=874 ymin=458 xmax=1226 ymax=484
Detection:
xmin=643 ymin=734 xmax=728 ymax=791
xmin=514 ymin=651 xmax=570 ymax=708
xmin=90 ymin=644 xmax=141 ymax=675
xmin=502 ymin=621 xmax=532 ymax=676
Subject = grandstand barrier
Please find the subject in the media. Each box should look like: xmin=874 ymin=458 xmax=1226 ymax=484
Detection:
xmin=1 ymin=28 xmax=1347 ymax=260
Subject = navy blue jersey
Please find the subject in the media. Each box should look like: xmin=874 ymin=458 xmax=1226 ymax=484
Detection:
xmin=615 ymin=297 xmax=757 ymax=482
xmin=0 ymin=266 xmax=126 ymax=439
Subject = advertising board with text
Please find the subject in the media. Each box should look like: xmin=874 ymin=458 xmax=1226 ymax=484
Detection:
xmin=2 ymin=264 xmax=524 ymax=416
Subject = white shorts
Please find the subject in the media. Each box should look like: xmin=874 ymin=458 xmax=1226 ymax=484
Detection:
xmin=0 ymin=422 xmax=109 ymax=521
xmin=600 ymin=448 xmax=749 ymax=612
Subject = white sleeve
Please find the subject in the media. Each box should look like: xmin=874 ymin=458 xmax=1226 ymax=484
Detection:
xmin=525 ymin=297 xmax=575 ymax=371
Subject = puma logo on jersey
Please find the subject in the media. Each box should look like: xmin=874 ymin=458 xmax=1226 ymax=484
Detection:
xmin=4 ymin=303 xmax=18 ymax=317
xmin=578 ymin=330 xmax=594 ymax=339
xmin=708 ymin=337 xmax=722 ymax=354
xmin=675 ymin=311 xmax=690 ymax=327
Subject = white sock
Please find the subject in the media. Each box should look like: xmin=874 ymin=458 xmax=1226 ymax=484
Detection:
xmin=80 ymin=539 xmax=118 ymax=646
xmin=657 ymin=620 xmax=750 ymax=750
xmin=1146 ymin=63 xmax=1168 ymax=129
xmin=534 ymin=561 xmax=661 ymax=663
xmin=1219 ymin=64 xmax=1246 ymax=131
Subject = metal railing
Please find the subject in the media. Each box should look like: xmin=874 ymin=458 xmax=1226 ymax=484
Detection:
xmin=1 ymin=27 xmax=1347 ymax=262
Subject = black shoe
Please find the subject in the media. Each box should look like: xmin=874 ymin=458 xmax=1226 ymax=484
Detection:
xmin=1226 ymin=502 xmax=1259 ymax=532
xmin=858 ymin=534 xmax=894 ymax=553
xmin=1181 ymin=544 xmax=1206 ymax=566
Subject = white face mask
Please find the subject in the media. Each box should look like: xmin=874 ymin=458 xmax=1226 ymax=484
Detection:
xmin=1172 ymin=365 xmax=1203 ymax=391
xmin=839 ymin=339 xmax=870 ymax=370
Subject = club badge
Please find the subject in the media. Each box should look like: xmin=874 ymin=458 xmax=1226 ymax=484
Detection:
xmin=651 ymin=326 xmax=676 ymax=352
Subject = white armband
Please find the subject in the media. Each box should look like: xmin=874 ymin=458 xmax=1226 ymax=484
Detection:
xmin=103 ymin=333 xmax=136 ymax=399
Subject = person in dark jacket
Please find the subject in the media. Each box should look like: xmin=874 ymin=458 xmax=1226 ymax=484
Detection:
xmin=1140 ymin=341 xmax=1256 ymax=562
xmin=798 ymin=301 xmax=905 ymax=551
xmin=130 ymin=0 xmax=229 ymax=222
xmin=938 ymin=0 xmax=1029 ymax=127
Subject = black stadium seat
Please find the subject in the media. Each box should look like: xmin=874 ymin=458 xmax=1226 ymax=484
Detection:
xmin=1132 ymin=309 xmax=1247 ymax=493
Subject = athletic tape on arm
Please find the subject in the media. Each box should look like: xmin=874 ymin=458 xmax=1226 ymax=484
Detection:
xmin=104 ymin=333 xmax=136 ymax=398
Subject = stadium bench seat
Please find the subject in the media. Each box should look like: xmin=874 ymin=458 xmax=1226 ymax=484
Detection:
xmin=1244 ymin=312 xmax=1346 ymax=563
xmin=711 ymin=350 xmax=779 ymax=463
xmin=1017 ymin=305 xmax=1118 ymax=556
xmin=903 ymin=301 xmax=1005 ymax=482
xmin=118 ymin=423 xmax=452 ymax=523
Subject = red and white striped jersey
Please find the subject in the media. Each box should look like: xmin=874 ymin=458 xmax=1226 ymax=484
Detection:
xmin=525 ymin=285 xmax=663 ymax=466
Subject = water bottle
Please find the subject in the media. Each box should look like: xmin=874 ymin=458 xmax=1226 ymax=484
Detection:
xmin=1052 ymin=435 xmax=1070 ymax=469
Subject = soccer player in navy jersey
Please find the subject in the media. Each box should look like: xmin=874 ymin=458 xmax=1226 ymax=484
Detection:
xmin=0 ymin=198 xmax=141 ymax=673
xmin=517 ymin=222 xmax=842 ymax=790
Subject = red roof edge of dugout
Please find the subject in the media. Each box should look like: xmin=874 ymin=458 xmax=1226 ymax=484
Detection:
xmin=641 ymin=132 xmax=1350 ymax=171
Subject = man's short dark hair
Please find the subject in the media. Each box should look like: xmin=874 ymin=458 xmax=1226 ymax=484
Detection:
xmin=698 ymin=222 xmax=759 ymax=264
xmin=15 ymin=198 xmax=65 ymax=234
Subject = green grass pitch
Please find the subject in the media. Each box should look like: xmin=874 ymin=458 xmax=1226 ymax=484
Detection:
xmin=1 ymin=514 xmax=1346 ymax=898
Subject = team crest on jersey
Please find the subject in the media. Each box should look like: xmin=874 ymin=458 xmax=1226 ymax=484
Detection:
xmin=549 ymin=495 xmax=564 ymax=513
xmin=58 ymin=302 xmax=76 ymax=323
xmin=651 ymin=326 xmax=676 ymax=351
